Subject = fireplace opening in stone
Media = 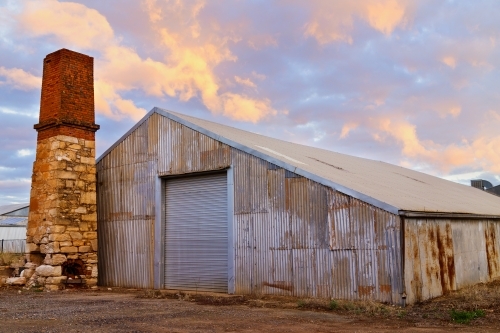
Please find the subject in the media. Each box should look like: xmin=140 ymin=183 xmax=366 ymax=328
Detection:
xmin=62 ymin=259 xmax=87 ymax=284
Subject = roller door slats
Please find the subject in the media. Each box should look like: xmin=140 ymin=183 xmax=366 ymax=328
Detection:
xmin=164 ymin=173 xmax=228 ymax=292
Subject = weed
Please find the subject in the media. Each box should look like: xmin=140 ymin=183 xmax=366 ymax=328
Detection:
xmin=450 ymin=309 xmax=485 ymax=324
xmin=397 ymin=310 xmax=407 ymax=318
xmin=297 ymin=300 xmax=306 ymax=308
xmin=328 ymin=300 xmax=338 ymax=310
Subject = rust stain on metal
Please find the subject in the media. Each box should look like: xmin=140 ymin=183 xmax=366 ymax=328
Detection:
xmin=485 ymin=224 xmax=499 ymax=279
xmin=411 ymin=229 xmax=422 ymax=301
xmin=110 ymin=212 xmax=133 ymax=220
xmin=379 ymin=284 xmax=391 ymax=293
xmin=358 ymin=285 xmax=375 ymax=296
xmin=435 ymin=224 xmax=455 ymax=294
xmin=263 ymin=281 xmax=294 ymax=292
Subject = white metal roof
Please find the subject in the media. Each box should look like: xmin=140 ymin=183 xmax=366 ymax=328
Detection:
xmin=0 ymin=203 xmax=29 ymax=216
xmin=0 ymin=216 xmax=28 ymax=226
xmin=98 ymin=108 xmax=500 ymax=216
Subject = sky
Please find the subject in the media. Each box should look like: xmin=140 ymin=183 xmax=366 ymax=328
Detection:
xmin=0 ymin=0 xmax=499 ymax=206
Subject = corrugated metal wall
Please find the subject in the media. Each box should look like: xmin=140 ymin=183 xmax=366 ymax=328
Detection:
xmin=232 ymin=151 xmax=401 ymax=302
xmin=97 ymin=112 xmax=402 ymax=303
xmin=97 ymin=113 xmax=231 ymax=288
xmin=404 ymin=218 xmax=500 ymax=304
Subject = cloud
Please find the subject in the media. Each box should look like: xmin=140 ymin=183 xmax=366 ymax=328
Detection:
xmin=340 ymin=122 xmax=358 ymax=139
xmin=373 ymin=117 xmax=500 ymax=174
xmin=0 ymin=66 xmax=41 ymax=90
xmin=442 ymin=56 xmax=457 ymax=69
xmin=17 ymin=0 xmax=114 ymax=50
xmin=234 ymin=76 xmax=257 ymax=88
xmin=303 ymin=0 xmax=410 ymax=44
xmin=16 ymin=149 xmax=34 ymax=157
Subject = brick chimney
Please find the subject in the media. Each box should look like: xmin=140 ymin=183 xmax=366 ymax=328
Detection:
xmin=25 ymin=49 xmax=100 ymax=290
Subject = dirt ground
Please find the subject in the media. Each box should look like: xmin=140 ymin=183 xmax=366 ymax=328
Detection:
xmin=1 ymin=280 xmax=500 ymax=333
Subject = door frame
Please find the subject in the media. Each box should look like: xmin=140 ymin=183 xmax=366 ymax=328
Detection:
xmin=153 ymin=167 xmax=235 ymax=293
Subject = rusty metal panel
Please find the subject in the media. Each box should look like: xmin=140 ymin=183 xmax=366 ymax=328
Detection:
xmin=155 ymin=113 xmax=231 ymax=176
xmin=231 ymin=149 xmax=401 ymax=302
xmin=404 ymin=219 xmax=500 ymax=304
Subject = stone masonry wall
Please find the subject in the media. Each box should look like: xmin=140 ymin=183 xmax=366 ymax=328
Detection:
xmin=26 ymin=134 xmax=97 ymax=290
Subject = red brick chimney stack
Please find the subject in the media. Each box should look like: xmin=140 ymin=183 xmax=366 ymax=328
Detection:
xmin=25 ymin=49 xmax=100 ymax=290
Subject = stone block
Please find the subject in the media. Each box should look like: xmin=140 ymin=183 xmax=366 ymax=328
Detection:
xmin=79 ymin=246 xmax=91 ymax=253
xmin=66 ymin=226 xmax=80 ymax=232
xmin=80 ymin=173 xmax=96 ymax=182
xmin=90 ymin=239 xmax=98 ymax=252
xmin=83 ymin=232 xmax=97 ymax=240
xmin=40 ymin=237 xmax=49 ymax=244
xmin=70 ymin=232 xmax=83 ymax=240
xmin=60 ymin=241 xmax=73 ymax=247
xmin=82 ymin=213 xmax=97 ymax=221
xmin=51 ymin=254 xmax=67 ymax=265
xmin=58 ymin=135 xmax=79 ymax=144
xmin=67 ymin=254 xmax=78 ymax=260
xmin=80 ymin=192 xmax=96 ymax=205
xmin=47 ymin=225 xmax=66 ymax=234
xmin=91 ymin=266 xmax=98 ymax=278
xmin=60 ymin=246 xmax=78 ymax=253
xmin=68 ymin=144 xmax=81 ymax=150
xmin=74 ymin=206 xmax=87 ymax=214
xmin=49 ymin=233 xmax=71 ymax=242
xmin=73 ymin=240 xmax=85 ymax=246
xmin=84 ymin=140 xmax=95 ymax=148
xmin=21 ymin=269 xmax=35 ymax=280
xmin=56 ymin=170 xmax=77 ymax=179
xmin=40 ymin=242 xmax=60 ymax=254
xmin=36 ymin=265 xmax=62 ymax=277
xmin=25 ymin=262 xmax=37 ymax=269
xmin=79 ymin=223 xmax=89 ymax=231
xmin=26 ymin=243 xmax=39 ymax=253
xmin=6 ymin=277 xmax=26 ymax=286
xmin=80 ymin=156 xmax=94 ymax=164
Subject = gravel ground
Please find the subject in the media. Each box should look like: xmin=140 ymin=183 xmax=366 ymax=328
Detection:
xmin=1 ymin=283 xmax=499 ymax=333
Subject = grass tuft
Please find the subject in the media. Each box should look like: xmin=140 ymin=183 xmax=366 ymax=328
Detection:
xmin=450 ymin=309 xmax=485 ymax=324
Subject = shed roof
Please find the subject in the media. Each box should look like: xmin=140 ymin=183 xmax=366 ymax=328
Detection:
xmin=98 ymin=108 xmax=500 ymax=217
xmin=0 ymin=203 xmax=29 ymax=216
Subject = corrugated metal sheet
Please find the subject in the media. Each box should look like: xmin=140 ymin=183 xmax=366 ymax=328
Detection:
xmin=0 ymin=226 xmax=27 ymax=239
xmin=164 ymin=173 xmax=228 ymax=292
xmin=0 ymin=239 xmax=25 ymax=253
xmin=404 ymin=219 xmax=500 ymax=304
xmin=232 ymin=150 xmax=401 ymax=302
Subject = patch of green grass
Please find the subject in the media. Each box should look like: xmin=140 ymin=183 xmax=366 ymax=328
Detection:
xmin=328 ymin=300 xmax=338 ymax=310
xmin=450 ymin=309 xmax=485 ymax=324
xmin=397 ymin=310 xmax=407 ymax=319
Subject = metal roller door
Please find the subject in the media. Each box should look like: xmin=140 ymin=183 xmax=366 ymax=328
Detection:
xmin=164 ymin=172 xmax=228 ymax=292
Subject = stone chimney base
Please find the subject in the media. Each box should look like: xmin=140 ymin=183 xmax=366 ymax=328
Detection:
xmin=26 ymin=134 xmax=98 ymax=290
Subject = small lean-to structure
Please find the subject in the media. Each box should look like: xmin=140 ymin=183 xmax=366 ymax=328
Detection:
xmin=96 ymin=109 xmax=500 ymax=305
